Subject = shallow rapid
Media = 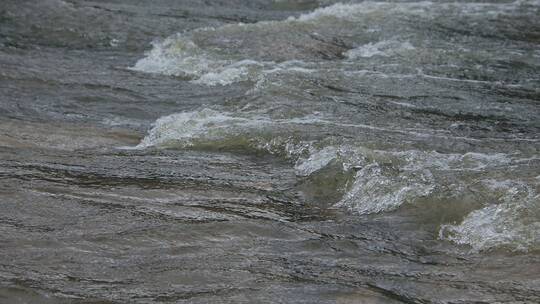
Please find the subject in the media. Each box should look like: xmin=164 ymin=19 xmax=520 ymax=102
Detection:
xmin=1 ymin=0 xmax=539 ymax=303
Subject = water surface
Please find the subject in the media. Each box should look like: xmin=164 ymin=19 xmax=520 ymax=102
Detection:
xmin=1 ymin=0 xmax=539 ymax=303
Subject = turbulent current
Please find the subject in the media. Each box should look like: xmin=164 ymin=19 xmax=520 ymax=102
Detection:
xmin=1 ymin=0 xmax=540 ymax=303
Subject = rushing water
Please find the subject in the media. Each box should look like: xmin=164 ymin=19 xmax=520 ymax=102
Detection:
xmin=1 ymin=0 xmax=540 ymax=303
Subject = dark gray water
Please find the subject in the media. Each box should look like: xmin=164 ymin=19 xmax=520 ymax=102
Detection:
xmin=1 ymin=0 xmax=540 ymax=303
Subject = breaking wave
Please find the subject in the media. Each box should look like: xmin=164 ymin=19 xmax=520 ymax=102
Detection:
xmin=131 ymin=0 xmax=539 ymax=84
xmin=440 ymin=179 xmax=540 ymax=252
xmin=134 ymin=108 xmax=540 ymax=251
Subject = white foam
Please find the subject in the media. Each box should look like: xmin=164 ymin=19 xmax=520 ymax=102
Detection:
xmin=193 ymin=66 xmax=249 ymax=86
xmin=136 ymin=109 xmax=263 ymax=149
xmin=130 ymin=33 xmax=316 ymax=86
xmin=130 ymin=35 xmax=221 ymax=78
xmin=440 ymin=180 xmax=540 ymax=252
xmin=293 ymin=2 xmax=406 ymax=22
xmin=297 ymin=1 xmax=533 ymax=23
xmin=136 ymin=109 xmax=324 ymax=151
xmin=345 ymin=40 xmax=415 ymax=59
xmin=332 ymin=149 xmax=522 ymax=215
xmin=336 ymin=163 xmax=435 ymax=214
xmin=295 ymin=146 xmax=338 ymax=176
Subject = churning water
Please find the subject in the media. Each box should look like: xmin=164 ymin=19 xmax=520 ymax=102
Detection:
xmin=1 ymin=0 xmax=539 ymax=303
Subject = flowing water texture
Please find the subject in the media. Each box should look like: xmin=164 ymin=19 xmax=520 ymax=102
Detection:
xmin=1 ymin=0 xmax=540 ymax=303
